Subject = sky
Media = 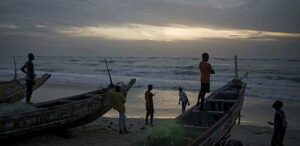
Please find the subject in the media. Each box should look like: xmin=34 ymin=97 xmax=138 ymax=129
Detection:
xmin=0 ymin=0 xmax=299 ymax=58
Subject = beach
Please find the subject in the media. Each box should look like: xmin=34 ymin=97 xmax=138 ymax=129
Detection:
xmin=2 ymin=83 xmax=300 ymax=146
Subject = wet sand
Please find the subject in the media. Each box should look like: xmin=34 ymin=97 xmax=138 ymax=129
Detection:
xmin=2 ymin=83 xmax=300 ymax=146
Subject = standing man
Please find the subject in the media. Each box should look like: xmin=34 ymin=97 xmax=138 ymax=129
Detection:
xmin=270 ymin=100 xmax=287 ymax=146
xmin=197 ymin=53 xmax=215 ymax=110
xmin=145 ymin=84 xmax=155 ymax=126
xmin=109 ymin=86 xmax=129 ymax=134
xmin=178 ymin=87 xmax=190 ymax=113
xmin=21 ymin=53 xmax=36 ymax=103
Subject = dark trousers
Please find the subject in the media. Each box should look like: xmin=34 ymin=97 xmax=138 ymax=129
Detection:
xmin=26 ymin=80 xmax=33 ymax=102
xmin=271 ymin=129 xmax=286 ymax=146
xmin=181 ymin=102 xmax=187 ymax=113
xmin=197 ymin=91 xmax=206 ymax=110
xmin=145 ymin=108 xmax=154 ymax=125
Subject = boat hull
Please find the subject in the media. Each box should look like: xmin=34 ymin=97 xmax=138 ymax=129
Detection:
xmin=0 ymin=79 xmax=136 ymax=140
xmin=0 ymin=73 xmax=51 ymax=103
xmin=176 ymin=79 xmax=247 ymax=146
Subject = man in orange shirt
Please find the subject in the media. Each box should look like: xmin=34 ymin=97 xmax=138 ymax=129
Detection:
xmin=197 ymin=53 xmax=215 ymax=110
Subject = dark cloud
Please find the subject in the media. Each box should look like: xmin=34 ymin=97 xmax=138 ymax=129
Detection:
xmin=0 ymin=0 xmax=299 ymax=58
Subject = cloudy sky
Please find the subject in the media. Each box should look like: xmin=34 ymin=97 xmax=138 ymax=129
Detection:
xmin=0 ymin=0 xmax=299 ymax=58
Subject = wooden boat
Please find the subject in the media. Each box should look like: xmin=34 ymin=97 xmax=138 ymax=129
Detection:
xmin=0 ymin=73 xmax=51 ymax=104
xmin=0 ymin=78 xmax=136 ymax=140
xmin=176 ymin=79 xmax=247 ymax=146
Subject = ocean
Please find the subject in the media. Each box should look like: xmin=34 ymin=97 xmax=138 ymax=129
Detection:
xmin=0 ymin=56 xmax=299 ymax=101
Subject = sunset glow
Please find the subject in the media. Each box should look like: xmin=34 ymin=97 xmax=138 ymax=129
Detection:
xmin=59 ymin=24 xmax=300 ymax=42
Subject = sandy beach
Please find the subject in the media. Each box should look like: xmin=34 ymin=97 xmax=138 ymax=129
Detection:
xmin=2 ymin=83 xmax=300 ymax=146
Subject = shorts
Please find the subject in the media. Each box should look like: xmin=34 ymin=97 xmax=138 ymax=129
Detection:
xmin=200 ymin=83 xmax=210 ymax=93
xmin=146 ymin=107 xmax=154 ymax=114
xmin=26 ymin=79 xmax=34 ymax=93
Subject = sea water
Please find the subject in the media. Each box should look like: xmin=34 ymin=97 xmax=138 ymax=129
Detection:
xmin=0 ymin=56 xmax=299 ymax=101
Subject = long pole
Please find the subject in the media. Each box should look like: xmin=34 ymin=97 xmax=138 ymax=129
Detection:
xmin=13 ymin=56 xmax=17 ymax=80
xmin=105 ymin=58 xmax=113 ymax=86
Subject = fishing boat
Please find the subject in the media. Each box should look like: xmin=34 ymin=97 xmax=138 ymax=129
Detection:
xmin=0 ymin=73 xmax=51 ymax=104
xmin=176 ymin=79 xmax=246 ymax=146
xmin=0 ymin=78 xmax=136 ymax=140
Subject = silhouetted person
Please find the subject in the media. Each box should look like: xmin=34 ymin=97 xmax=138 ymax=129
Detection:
xmin=270 ymin=100 xmax=287 ymax=146
xmin=197 ymin=53 xmax=215 ymax=110
xmin=21 ymin=53 xmax=36 ymax=103
xmin=109 ymin=86 xmax=129 ymax=134
xmin=145 ymin=84 xmax=155 ymax=126
xmin=178 ymin=87 xmax=190 ymax=113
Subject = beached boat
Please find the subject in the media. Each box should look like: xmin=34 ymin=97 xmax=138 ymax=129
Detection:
xmin=0 ymin=73 xmax=51 ymax=104
xmin=176 ymin=79 xmax=246 ymax=146
xmin=0 ymin=78 xmax=136 ymax=140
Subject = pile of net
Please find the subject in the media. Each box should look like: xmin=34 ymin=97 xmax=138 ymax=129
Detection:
xmin=141 ymin=121 xmax=185 ymax=146
xmin=0 ymin=102 xmax=36 ymax=117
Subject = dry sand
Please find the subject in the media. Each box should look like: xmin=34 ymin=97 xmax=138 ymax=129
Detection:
xmin=2 ymin=83 xmax=300 ymax=146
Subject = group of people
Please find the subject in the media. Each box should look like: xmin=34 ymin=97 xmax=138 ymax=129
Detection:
xmin=108 ymin=52 xmax=215 ymax=134
xmin=21 ymin=53 xmax=287 ymax=145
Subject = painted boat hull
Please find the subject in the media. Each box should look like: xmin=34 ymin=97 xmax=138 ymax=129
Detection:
xmin=0 ymin=79 xmax=136 ymax=140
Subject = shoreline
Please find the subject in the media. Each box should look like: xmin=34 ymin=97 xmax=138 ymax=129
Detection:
xmin=4 ymin=83 xmax=299 ymax=145
xmin=31 ymin=83 xmax=300 ymax=129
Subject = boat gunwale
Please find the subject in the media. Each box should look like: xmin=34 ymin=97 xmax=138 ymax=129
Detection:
xmin=189 ymin=80 xmax=246 ymax=146
xmin=0 ymin=88 xmax=108 ymax=119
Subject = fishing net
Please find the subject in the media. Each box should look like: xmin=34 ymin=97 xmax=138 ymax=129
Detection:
xmin=142 ymin=121 xmax=185 ymax=146
xmin=0 ymin=102 xmax=36 ymax=117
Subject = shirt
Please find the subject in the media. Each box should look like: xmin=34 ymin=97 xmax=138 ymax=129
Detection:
xmin=109 ymin=90 xmax=126 ymax=113
xmin=179 ymin=91 xmax=188 ymax=103
xmin=145 ymin=90 xmax=154 ymax=109
xmin=199 ymin=61 xmax=213 ymax=84
xmin=274 ymin=109 xmax=287 ymax=130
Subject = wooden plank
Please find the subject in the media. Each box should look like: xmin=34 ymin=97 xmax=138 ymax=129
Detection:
xmin=207 ymin=99 xmax=236 ymax=103
xmin=184 ymin=125 xmax=209 ymax=130
xmin=207 ymin=111 xmax=224 ymax=114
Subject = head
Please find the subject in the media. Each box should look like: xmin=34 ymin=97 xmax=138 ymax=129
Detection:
xmin=28 ymin=53 xmax=35 ymax=61
xmin=202 ymin=53 xmax=209 ymax=62
xmin=178 ymin=87 xmax=183 ymax=92
xmin=115 ymin=86 xmax=121 ymax=92
xmin=272 ymin=100 xmax=283 ymax=110
xmin=148 ymin=84 xmax=153 ymax=90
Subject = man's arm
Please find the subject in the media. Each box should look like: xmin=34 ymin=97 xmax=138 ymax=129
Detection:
xmin=187 ymin=97 xmax=190 ymax=105
xmin=21 ymin=63 xmax=27 ymax=74
xmin=209 ymin=64 xmax=215 ymax=74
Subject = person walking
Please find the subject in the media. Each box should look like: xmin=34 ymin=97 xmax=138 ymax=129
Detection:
xmin=21 ymin=53 xmax=36 ymax=103
xmin=178 ymin=87 xmax=190 ymax=113
xmin=197 ymin=53 xmax=215 ymax=110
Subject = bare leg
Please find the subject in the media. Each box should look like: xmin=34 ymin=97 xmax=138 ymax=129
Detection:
xmin=200 ymin=92 xmax=206 ymax=111
xmin=145 ymin=110 xmax=149 ymax=125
